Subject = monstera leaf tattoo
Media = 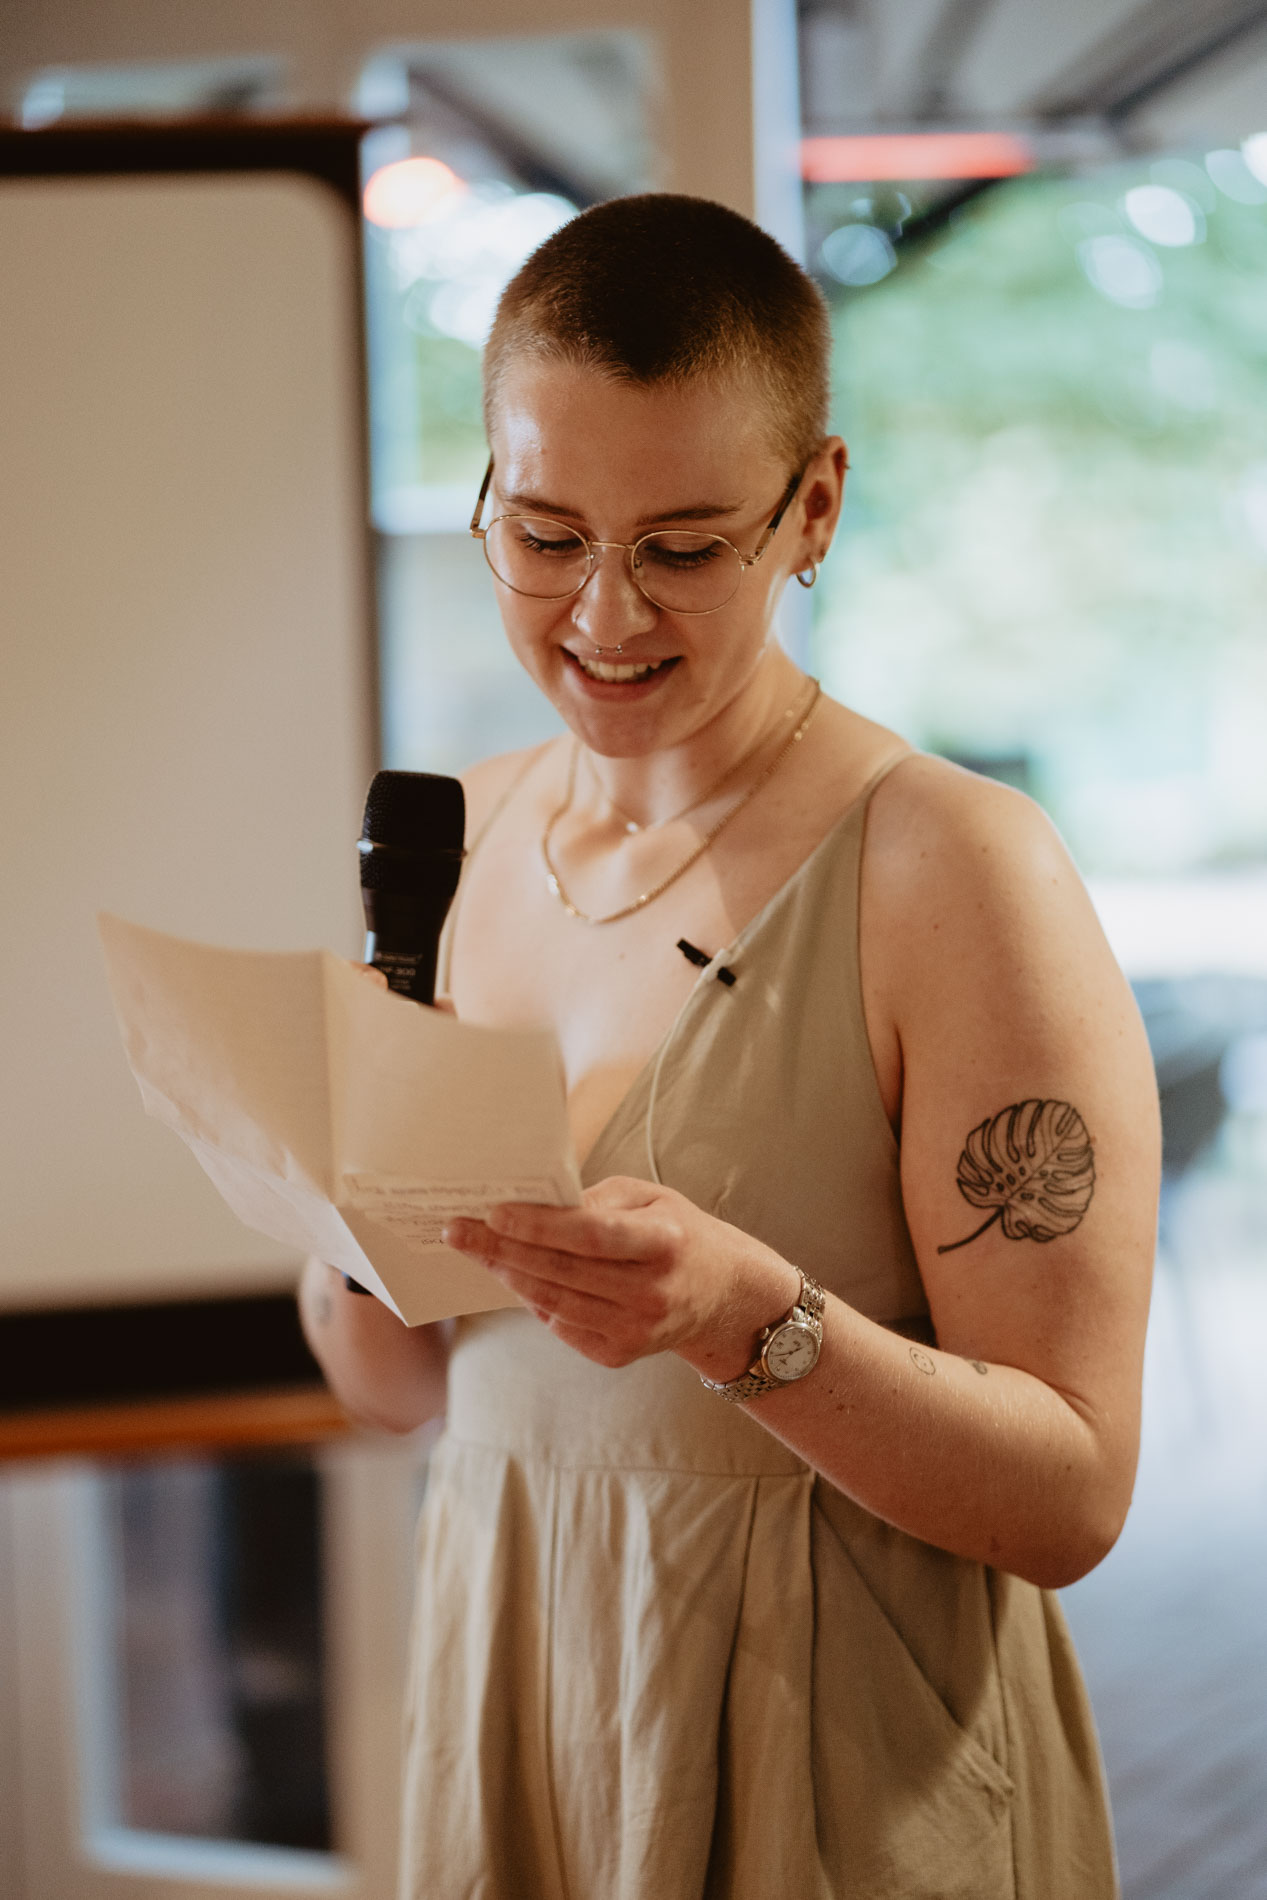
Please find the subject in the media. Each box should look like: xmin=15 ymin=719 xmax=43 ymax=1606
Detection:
xmin=938 ymin=1099 xmax=1095 ymax=1254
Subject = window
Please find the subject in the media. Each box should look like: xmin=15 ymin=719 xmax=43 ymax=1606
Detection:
xmin=359 ymin=33 xmax=657 ymax=772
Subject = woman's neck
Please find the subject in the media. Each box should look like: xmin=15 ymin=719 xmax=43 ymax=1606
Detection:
xmin=579 ymin=648 xmax=808 ymax=832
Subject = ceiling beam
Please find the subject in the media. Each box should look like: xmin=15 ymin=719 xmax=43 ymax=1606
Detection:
xmin=904 ymin=0 xmax=1001 ymax=119
xmin=1026 ymin=0 xmax=1267 ymax=123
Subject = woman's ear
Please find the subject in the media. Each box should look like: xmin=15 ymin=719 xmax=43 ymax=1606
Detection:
xmin=796 ymin=437 xmax=848 ymax=563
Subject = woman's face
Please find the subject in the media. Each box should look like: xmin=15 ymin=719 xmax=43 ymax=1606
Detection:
xmin=484 ymin=358 xmax=831 ymax=758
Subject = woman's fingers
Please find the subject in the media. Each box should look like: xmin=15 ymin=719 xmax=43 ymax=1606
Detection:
xmin=353 ymin=962 xmax=389 ymax=988
xmin=446 ymin=1221 xmax=632 ymax=1302
xmin=351 ymin=964 xmax=456 ymax=1013
xmin=492 ymin=1257 xmax=630 ymax=1332
xmin=483 ymin=1197 xmax=678 ymax=1264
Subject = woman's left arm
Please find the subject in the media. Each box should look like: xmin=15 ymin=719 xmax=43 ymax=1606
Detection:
xmin=446 ymin=766 xmax=1160 ymax=1589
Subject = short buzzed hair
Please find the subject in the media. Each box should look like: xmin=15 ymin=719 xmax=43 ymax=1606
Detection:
xmin=483 ymin=193 xmax=832 ymax=472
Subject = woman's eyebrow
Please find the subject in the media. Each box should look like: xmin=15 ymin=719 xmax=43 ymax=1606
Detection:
xmin=500 ymin=490 xmax=744 ymax=526
xmin=635 ymin=500 xmax=744 ymax=526
xmin=500 ymin=490 xmax=578 ymax=517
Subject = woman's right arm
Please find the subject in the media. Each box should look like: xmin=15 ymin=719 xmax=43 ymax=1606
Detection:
xmin=298 ymin=1255 xmax=450 ymax=1434
xmin=300 ymin=746 xmax=543 ymax=1432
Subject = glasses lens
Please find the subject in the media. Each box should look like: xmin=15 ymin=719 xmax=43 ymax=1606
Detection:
xmin=484 ymin=516 xmax=590 ymax=599
xmin=634 ymin=533 xmax=743 ymax=612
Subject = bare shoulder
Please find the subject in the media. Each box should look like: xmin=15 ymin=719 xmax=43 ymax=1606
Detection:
xmin=460 ymin=739 xmax=560 ymax=842
xmin=859 ymin=750 xmax=1139 ymax=1070
xmin=864 ymin=751 xmax=1091 ymax=938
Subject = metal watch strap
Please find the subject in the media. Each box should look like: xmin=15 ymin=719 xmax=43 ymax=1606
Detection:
xmin=701 ymin=1271 xmax=826 ymax=1403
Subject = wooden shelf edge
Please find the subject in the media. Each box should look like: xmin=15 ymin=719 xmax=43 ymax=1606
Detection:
xmin=0 ymin=1385 xmax=353 ymax=1462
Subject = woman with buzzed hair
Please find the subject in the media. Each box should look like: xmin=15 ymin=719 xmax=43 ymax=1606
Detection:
xmin=301 ymin=194 xmax=1158 ymax=1899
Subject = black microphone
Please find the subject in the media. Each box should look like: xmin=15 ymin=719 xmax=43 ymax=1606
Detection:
xmin=358 ymin=770 xmax=466 ymax=1006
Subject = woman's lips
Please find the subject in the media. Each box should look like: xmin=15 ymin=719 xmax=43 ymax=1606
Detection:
xmin=563 ymin=651 xmax=680 ymax=696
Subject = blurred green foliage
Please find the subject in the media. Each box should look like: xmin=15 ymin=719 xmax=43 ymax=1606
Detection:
xmin=413 ymin=336 xmax=488 ymax=487
xmin=810 ymin=164 xmax=1267 ymax=874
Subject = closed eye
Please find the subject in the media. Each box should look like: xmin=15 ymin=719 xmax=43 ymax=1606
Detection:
xmin=512 ymin=524 xmax=585 ymax=557
xmin=638 ymin=535 xmax=728 ymax=571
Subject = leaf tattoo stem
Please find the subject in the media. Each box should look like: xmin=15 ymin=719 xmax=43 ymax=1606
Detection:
xmin=937 ymin=1099 xmax=1096 ymax=1255
xmin=937 ymin=1208 xmax=1003 ymax=1255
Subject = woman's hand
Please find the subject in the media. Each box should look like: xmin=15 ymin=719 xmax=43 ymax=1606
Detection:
xmin=444 ymin=1177 xmax=799 ymax=1379
xmin=352 ymin=963 xmax=457 ymax=1013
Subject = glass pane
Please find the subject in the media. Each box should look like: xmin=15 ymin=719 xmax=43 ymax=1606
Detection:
xmin=19 ymin=58 xmax=283 ymax=127
xmin=102 ymin=1451 xmax=330 ymax=1850
xmin=805 ymin=143 xmax=1267 ymax=1894
xmin=361 ymin=31 xmax=656 ymax=769
xmin=379 ymin=531 xmax=564 ymax=774
xmin=806 ymin=160 xmax=1267 ymax=877
xmin=363 ymin=31 xmax=655 ymax=517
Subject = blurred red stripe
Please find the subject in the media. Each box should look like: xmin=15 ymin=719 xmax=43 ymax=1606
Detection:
xmin=801 ymin=132 xmax=1034 ymax=182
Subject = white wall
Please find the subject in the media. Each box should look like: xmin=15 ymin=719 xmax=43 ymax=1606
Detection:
xmin=0 ymin=172 xmax=373 ymax=1309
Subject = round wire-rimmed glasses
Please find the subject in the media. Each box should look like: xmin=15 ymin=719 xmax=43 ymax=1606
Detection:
xmin=468 ymin=456 xmax=804 ymax=615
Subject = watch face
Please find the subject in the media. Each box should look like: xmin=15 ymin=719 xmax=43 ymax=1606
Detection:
xmin=764 ymin=1320 xmax=820 ymax=1383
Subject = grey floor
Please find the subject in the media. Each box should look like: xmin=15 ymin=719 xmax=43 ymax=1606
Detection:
xmin=1061 ymin=1160 xmax=1267 ymax=1900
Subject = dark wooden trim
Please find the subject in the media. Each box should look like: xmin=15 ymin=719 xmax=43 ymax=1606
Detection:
xmin=0 ymin=116 xmax=368 ymax=213
xmin=0 ymin=1291 xmax=327 ymax=1414
xmin=0 ymin=1385 xmax=352 ymax=1462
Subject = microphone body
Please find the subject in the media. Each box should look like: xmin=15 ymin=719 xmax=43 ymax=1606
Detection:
xmin=345 ymin=770 xmax=463 ymax=1293
xmin=358 ymin=771 xmax=466 ymax=1007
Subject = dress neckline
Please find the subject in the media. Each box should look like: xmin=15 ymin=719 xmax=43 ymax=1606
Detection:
xmin=578 ymin=747 xmax=912 ymax=1178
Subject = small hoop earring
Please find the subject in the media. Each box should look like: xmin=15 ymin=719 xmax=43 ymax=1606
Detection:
xmin=794 ymin=561 xmax=820 ymax=591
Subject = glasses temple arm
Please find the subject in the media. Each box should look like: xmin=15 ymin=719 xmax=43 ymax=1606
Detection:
xmin=747 ymin=466 xmax=805 ymax=565
xmin=470 ymin=456 xmax=495 ymax=537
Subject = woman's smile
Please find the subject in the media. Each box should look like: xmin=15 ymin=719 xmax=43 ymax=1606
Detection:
xmin=565 ymin=650 xmax=681 ymax=693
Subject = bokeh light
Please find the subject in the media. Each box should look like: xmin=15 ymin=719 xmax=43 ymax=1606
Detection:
xmin=820 ymin=223 xmax=896 ymax=286
xmin=1243 ymin=132 xmax=1267 ymax=185
xmin=1123 ymin=184 xmax=1202 ymax=247
xmin=1077 ymin=234 xmax=1163 ymax=309
xmin=363 ymin=157 xmax=465 ymax=230
xmin=386 ymin=185 xmax=576 ymax=348
xmin=1205 ymin=148 xmax=1267 ymax=205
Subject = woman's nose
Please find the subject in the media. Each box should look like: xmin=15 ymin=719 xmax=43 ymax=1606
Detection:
xmin=570 ymin=545 xmax=658 ymax=646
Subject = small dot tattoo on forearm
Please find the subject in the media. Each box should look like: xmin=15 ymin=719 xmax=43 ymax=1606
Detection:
xmin=969 ymin=1359 xmax=989 ymax=1375
xmin=909 ymin=1346 xmax=936 ymax=1377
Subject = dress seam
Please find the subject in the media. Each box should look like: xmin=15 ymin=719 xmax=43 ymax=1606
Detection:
xmin=987 ymin=1569 xmax=1022 ymax=1900
xmin=703 ymin=1474 xmax=762 ymax=1893
xmin=543 ymin=1464 xmax=574 ymax=1900
xmin=440 ymin=1437 xmax=810 ymax=1480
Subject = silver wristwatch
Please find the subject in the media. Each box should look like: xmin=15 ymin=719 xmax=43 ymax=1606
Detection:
xmin=700 ymin=1271 xmax=826 ymax=1403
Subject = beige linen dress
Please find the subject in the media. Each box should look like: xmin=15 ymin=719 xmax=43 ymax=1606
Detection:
xmin=400 ymin=767 xmax=1119 ymax=1900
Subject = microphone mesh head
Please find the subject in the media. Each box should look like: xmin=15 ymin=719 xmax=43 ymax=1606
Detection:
xmin=361 ymin=771 xmax=465 ymax=853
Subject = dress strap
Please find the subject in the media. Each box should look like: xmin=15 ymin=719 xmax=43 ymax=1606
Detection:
xmin=638 ymin=745 xmax=915 ymax=1184
xmin=437 ymin=739 xmax=557 ymax=998
xmin=466 ymin=739 xmax=557 ymax=857
xmin=854 ymin=746 xmax=915 ymax=814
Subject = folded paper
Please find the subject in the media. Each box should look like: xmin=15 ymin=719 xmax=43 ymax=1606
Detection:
xmin=97 ymin=914 xmax=581 ymax=1324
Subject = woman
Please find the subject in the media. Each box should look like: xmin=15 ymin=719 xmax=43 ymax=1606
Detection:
xmin=301 ymin=195 xmax=1159 ymax=1899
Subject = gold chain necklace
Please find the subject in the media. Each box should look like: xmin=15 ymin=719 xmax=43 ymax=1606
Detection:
xmin=541 ymin=679 xmax=822 ymax=926
xmin=586 ymin=709 xmax=782 ymax=835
